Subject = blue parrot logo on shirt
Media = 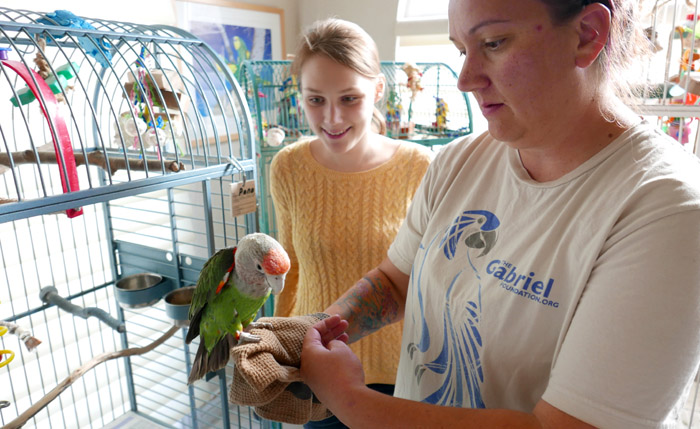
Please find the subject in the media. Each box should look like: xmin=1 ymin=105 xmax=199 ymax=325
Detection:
xmin=407 ymin=210 xmax=500 ymax=408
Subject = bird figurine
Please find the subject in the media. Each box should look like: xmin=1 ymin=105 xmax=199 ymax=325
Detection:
xmin=185 ymin=232 xmax=290 ymax=384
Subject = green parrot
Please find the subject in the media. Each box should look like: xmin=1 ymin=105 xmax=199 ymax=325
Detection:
xmin=185 ymin=232 xmax=290 ymax=384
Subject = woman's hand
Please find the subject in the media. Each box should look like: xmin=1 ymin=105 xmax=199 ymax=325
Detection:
xmin=300 ymin=315 xmax=365 ymax=405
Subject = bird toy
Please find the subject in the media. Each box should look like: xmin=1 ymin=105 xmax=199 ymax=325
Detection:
xmin=9 ymin=37 xmax=80 ymax=107
xmin=278 ymin=76 xmax=301 ymax=130
xmin=0 ymin=321 xmax=41 ymax=352
xmin=385 ymin=89 xmax=403 ymax=137
xmin=0 ymin=326 xmax=14 ymax=369
xmin=37 ymin=10 xmax=112 ymax=69
xmin=402 ymin=62 xmax=424 ymax=102
xmin=435 ymin=97 xmax=449 ymax=133
xmin=402 ymin=62 xmax=423 ymax=123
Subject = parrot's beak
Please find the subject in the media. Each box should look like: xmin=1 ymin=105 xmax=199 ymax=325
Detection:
xmin=267 ymin=273 xmax=287 ymax=295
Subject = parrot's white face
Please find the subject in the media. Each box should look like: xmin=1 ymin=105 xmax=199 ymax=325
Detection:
xmin=235 ymin=233 xmax=290 ymax=297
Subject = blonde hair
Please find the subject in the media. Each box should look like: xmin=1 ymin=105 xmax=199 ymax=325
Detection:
xmin=539 ymin=0 xmax=651 ymax=109
xmin=291 ymin=18 xmax=387 ymax=135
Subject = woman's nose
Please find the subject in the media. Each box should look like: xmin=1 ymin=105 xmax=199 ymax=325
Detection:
xmin=457 ymin=52 xmax=489 ymax=93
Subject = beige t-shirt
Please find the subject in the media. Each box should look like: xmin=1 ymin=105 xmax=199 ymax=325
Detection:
xmin=389 ymin=122 xmax=700 ymax=428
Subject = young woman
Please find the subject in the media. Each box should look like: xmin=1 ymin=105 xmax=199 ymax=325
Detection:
xmin=300 ymin=1 xmax=700 ymax=427
xmin=269 ymin=18 xmax=433 ymax=428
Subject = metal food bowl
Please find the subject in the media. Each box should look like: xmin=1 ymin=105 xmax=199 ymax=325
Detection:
xmin=164 ymin=286 xmax=195 ymax=327
xmin=114 ymin=273 xmax=173 ymax=309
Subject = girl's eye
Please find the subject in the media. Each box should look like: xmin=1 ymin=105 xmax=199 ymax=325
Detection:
xmin=307 ymin=96 xmax=323 ymax=104
xmin=342 ymin=95 xmax=359 ymax=103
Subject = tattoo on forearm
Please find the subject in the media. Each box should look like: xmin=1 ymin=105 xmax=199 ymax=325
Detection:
xmin=337 ymin=274 xmax=399 ymax=339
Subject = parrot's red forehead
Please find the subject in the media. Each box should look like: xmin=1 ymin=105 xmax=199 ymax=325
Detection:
xmin=263 ymin=248 xmax=290 ymax=275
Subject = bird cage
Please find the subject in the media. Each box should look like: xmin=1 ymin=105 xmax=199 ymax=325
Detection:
xmin=0 ymin=7 xmax=277 ymax=429
xmin=639 ymin=0 xmax=700 ymax=159
xmin=626 ymin=2 xmax=700 ymax=426
xmin=239 ymin=59 xmax=473 ymax=237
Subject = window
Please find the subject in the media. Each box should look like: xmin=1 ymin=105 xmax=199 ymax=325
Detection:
xmin=397 ymin=0 xmax=449 ymax=21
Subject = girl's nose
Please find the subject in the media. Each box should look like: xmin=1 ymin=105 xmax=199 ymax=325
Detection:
xmin=326 ymin=102 xmax=342 ymax=124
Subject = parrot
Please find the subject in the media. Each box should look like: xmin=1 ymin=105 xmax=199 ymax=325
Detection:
xmin=185 ymin=232 xmax=290 ymax=384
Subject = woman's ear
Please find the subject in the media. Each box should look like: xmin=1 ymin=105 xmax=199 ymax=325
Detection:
xmin=374 ymin=74 xmax=386 ymax=103
xmin=575 ymin=3 xmax=611 ymax=68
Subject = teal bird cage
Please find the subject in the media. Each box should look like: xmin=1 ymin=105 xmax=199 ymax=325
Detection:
xmin=239 ymin=60 xmax=473 ymax=237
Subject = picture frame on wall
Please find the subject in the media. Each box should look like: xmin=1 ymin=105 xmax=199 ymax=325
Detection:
xmin=174 ymin=0 xmax=285 ymax=121
xmin=175 ymin=0 xmax=285 ymax=77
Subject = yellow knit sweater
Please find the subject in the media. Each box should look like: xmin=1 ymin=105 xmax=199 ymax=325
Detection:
xmin=270 ymin=138 xmax=433 ymax=385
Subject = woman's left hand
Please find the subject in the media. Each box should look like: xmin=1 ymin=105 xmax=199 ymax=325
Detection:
xmin=300 ymin=315 xmax=365 ymax=403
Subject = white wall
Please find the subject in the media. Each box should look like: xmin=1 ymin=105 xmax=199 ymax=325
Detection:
xmin=298 ymin=0 xmax=400 ymax=60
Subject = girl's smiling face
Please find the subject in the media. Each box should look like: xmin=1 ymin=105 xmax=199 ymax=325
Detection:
xmin=449 ymin=0 xmax=583 ymax=148
xmin=300 ymin=54 xmax=382 ymax=157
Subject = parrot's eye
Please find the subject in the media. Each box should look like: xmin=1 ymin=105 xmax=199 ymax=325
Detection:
xmin=256 ymin=264 xmax=263 ymax=272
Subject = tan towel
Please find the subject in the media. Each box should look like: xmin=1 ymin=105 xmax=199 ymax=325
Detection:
xmin=229 ymin=313 xmax=333 ymax=424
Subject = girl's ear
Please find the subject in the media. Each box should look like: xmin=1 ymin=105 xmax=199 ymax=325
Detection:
xmin=375 ymin=74 xmax=386 ymax=103
xmin=575 ymin=3 xmax=611 ymax=68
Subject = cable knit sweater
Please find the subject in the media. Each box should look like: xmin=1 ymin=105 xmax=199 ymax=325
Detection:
xmin=270 ymin=138 xmax=433 ymax=385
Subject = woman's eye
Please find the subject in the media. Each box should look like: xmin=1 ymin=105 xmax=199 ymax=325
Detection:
xmin=342 ymin=96 xmax=359 ymax=103
xmin=307 ymin=96 xmax=323 ymax=104
xmin=484 ymin=39 xmax=505 ymax=50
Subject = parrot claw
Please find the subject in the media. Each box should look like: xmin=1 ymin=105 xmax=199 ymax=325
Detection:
xmin=237 ymin=331 xmax=261 ymax=345
xmin=246 ymin=321 xmax=273 ymax=330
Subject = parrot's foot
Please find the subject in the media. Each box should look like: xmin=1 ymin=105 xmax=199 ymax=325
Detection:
xmin=237 ymin=331 xmax=261 ymax=345
xmin=246 ymin=321 xmax=273 ymax=330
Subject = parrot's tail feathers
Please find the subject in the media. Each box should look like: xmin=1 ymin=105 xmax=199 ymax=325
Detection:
xmin=186 ymin=334 xmax=235 ymax=385
xmin=188 ymin=341 xmax=209 ymax=385
xmin=206 ymin=334 xmax=235 ymax=374
xmin=185 ymin=306 xmax=204 ymax=344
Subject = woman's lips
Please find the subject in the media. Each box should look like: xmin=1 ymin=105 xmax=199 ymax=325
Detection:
xmin=480 ymin=103 xmax=504 ymax=116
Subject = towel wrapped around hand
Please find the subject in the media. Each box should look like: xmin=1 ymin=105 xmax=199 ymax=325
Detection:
xmin=229 ymin=313 xmax=333 ymax=424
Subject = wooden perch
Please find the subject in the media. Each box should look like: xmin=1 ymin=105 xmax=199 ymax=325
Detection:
xmin=4 ymin=325 xmax=179 ymax=429
xmin=0 ymin=149 xmax=185 ymax=175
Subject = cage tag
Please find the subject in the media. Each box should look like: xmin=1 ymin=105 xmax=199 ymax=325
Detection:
xmin=230 ymin=181 xmax=257 ymax=216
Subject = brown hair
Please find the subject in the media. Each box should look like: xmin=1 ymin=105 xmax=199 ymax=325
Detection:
xmin=538 ymin=0 xmax=651 ymax=108
xmin=291 ymin=18 xmax=387 ymax=135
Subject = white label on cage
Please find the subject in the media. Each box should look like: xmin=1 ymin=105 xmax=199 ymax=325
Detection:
xmin=230 ymin=181 xmax=257 ymax=216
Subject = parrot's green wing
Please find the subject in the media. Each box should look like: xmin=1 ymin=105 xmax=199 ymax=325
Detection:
xmin=188 ymin=247 xmax=235 ymax=318
xmin=185 ymin=246 xmax=235 ymax=345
